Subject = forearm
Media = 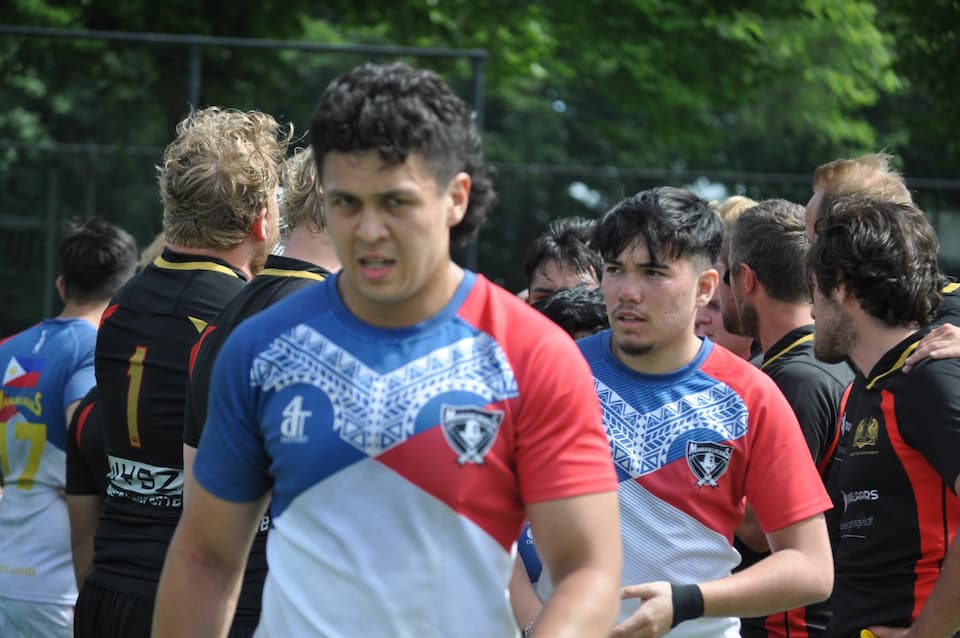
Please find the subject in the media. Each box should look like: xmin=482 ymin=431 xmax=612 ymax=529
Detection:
xmin=509 ymin=557 xmax=543 ymax=629
xmin=71 ymin=538 xmax=94 ymax=591
xmin=152 ymin=530 xmax=245 ymax=637
xmin=533 ymin=566 xmax=619 ymax=637
xmin=700 ymin=546 xmax=832 ymax=618
xmin=908 ymin=536 xmax=960 ymax=638
xmin=66 ymin=494 xmax=102 ymax=591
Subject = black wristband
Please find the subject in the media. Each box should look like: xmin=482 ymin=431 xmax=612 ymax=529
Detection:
xmin=670 ymin=583 xmax=705 ymax=628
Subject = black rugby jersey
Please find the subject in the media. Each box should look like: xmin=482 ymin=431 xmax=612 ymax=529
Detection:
xmin=934 ymin=279 xmax=960 ymax=327
xmin=184 ymin=254 xmax=329 ymax=446
xmin=66 ymin=388 xmax=107 ymax=496
xmin=738 ymin=325 xmax=855 ymax=637
xmin=759 ymin=325 xmax=855 ymax=469
xmin=183 ymin=253 xmax=328 ymax=626
xmin=88 ymin=248 xmax=246 ymax=600
xmin=824 ymin=331 xmax=960 ymax=638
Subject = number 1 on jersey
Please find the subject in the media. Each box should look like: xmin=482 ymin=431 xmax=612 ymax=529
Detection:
xmin=127 ymin=345 xmax=148 ymax=448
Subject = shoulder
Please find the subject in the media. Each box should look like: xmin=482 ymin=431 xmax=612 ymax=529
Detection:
xmin=767 ymin=358 xmax=853 ymax=391
xmin=702 ymin=346 xmax=796 ymax=410
xmin=894 ymin=357 xmax=960 ymax=407
xmin=460 ymin=275 xmax=580 ymax=352
xmin=703 ymin=345 xmax=771 ymax=390
xmin=460 ymin=276 xmax=593 ymax=382
xmin=47 ymin=319 xmax=96 ymax=363
xmin=933 ymin=281 xmax=960 ymax=326
xmin=218 ymin=283 xmax=331 ymax=367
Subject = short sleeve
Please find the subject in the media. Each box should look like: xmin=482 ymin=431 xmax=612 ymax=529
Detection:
xmin=184 ymin=325 xmax=218 ymax=448
xmin=513 ymin=331 xmax=617 ymax=505
xmin=64 ymin=334 xmax=96 ymax=406
xmin=192 ymin=324 xmax=272 ymax=502
xmin=743 ymin=379 xmax=832 ymax=532
xmin=65 ymin=392 xmax=102 ymax=496
xmin=897 ymin=361 xmax=960 ymax=492
xmin=769 ymin=365 xmax=841 ymax=464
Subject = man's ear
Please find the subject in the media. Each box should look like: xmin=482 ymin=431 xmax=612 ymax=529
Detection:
xmin=739 ymin=263 xmax=759 ymax=297
xmin=696 ymin=267 xmax=719 ymax=309
xmin=251 ymin=205 xmax=269 ymax=241
xmin=55 ymin=275 xmax=67 ymax=303
xmin=446 ymin=172 xmax=471 ymax=227
xmin=834 ymin=280 xmax=850 ymax=305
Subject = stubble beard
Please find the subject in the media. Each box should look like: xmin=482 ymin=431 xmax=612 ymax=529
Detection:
xmin=737 ymin=300 xmax=760 ymax=340
xmin=619 ymin=343 xmax=654 ymax=357
xmin=814 ymin=313 xmax=856 ymax=364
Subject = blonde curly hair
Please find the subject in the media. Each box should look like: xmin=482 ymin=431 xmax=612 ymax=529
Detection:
xmin=812 ymin=152 xmax=912 ymax=213
xmin=281 ymin=147 xmax=325 ymax=232
xmin=715 ymin=196 xmax=758 ymax=228
xmin=160 ymin=107 xmax=292 ymax=249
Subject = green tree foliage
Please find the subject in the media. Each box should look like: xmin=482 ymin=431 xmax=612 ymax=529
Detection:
xmin=877 ymin=0 xmax=960 ymax=175
xmin=0 ymin=0 xmax=954 ymax=318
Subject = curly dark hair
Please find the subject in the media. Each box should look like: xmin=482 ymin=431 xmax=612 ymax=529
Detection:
xmin=523 ymin=217 xmax=602 ymax=288
xmin=809 ymin=195 xmax=941 ymax=327
xmin=591 ymin=187 xmax=722 ymax=268
xmin=309 ymin=62 xmax=496 ymax=248
xmin=532 ymin=285 xmax=609 ymax=338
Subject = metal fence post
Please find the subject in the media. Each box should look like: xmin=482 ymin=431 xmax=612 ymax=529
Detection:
xmin=188 ymin=44 xmax=203 ymax=107
xmin=466 ymin=56 xmax=487 ymax=272
xmin=43 ymin=170 xmax=59 ymax=318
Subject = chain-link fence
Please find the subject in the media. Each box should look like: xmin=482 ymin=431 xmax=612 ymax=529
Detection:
xmin=3 ymin=26 xmax=960 ymax=337
xmin=0 ymin=26 xmax=487 ymax=335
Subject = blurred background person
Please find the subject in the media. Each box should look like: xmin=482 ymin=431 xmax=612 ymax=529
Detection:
xmin=522 ymin=216 xmax=602 ymax=304
xmin=0 ymin=217 xmax=137 ymax=638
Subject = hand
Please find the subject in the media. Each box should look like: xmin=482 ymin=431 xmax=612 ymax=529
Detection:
xmin=902 ymin=324 xmax=960 ymax=373
xmin=863 ymin=626 xmax=911 ymax=638
xmin=611 ymin=581 xmax=673 ymax=638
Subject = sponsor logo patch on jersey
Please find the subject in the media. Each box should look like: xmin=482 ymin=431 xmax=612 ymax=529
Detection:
xmin=441 ymin=404 xmax=503 ymax=465
xmin=280 ymin=395 xmax=311 ymax=444
xmin=2 ymin=356 xmax=44 ymax=388
xmin=842 ymin=489 xmax=880 ymax=510
xmin=686 ymin=440 xmax=733 ymax=488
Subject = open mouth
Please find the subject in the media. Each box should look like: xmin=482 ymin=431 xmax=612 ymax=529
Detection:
xmin=358 ymin=256 xmax=395 ymax=280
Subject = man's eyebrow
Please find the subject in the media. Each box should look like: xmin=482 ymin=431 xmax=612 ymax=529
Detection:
xmin=637 ymin=260 xmax=670 ymax=269
xmin=325 ymin=187 xmax=420 ymax=199
xmin=605 ymin=258 xmax=671 ymax=270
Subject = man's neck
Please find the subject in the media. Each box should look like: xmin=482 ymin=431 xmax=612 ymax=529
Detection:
xmin=166 ymin=242 xmax=255 ymax=280
xmin=58 ymin=301 xmax=110 ymax=328
xmin=613 ymin=331 xmax=703 ymax=376
xmin=849 ymin=314 xmax=918 ymax=378
xmin=282 ymin=228 xmax=341 ymax=273
xmin=755 ymin=297 xmax=814 ymax=353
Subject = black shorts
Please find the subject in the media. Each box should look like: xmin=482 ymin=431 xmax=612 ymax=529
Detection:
xmin=74 ymin=580 xmax=259 ymax=638
xmin=75 ymin=581 xmax=154 ymax=638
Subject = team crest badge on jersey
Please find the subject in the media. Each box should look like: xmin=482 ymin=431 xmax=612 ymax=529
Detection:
xmin=853 ymin=417 xmax=879 ymax=449
xmin=686 ymin=441 xmax=733 ymax=488
xmin=441 ymin=405 xmax=503 ymax=465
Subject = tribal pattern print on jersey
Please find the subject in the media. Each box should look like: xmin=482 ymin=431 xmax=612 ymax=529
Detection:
xmin=194 ymin=271 xmax=617 ymax=637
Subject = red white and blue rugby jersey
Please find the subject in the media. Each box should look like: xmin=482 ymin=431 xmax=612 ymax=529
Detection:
xmin=0 ymin=318 xmax=97 ymax=605
xmin=573 ymin=334 xmax=831 ymax=638
xmin=194 ymin=270 xmax=617 ymax=637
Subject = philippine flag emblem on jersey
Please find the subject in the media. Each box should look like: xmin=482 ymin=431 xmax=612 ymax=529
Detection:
xmin=3 ymin=356 xmax=44 ymax=388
